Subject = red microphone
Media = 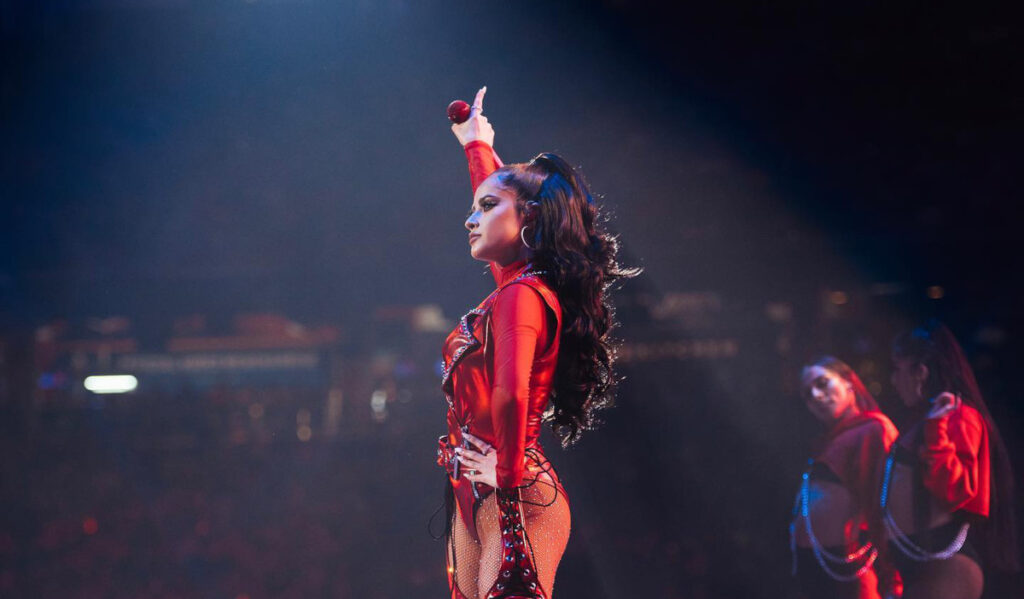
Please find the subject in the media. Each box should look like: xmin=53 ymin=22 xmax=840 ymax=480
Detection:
xmin=447 ymin=100 xmax=471 ymax=124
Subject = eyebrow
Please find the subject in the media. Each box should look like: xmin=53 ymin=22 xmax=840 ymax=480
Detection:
xmin=801 ymin=375 xmax=826 ymax=387
xmin=469 ymin=194 xmax=501 ymax=211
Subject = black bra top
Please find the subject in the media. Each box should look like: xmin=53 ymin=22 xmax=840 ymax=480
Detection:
xmin=892 ymin=442 xmax=919 ymax=466
xmin=808 ymin=461 xmax=843 ymax=485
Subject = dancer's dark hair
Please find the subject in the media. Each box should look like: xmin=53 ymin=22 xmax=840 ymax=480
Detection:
xmin=893 ymin=320 xmax=1019 ymax=571
xmin=804 ymin=355 xmax=880 ymax=413
xmin=494 ymin=153 xmax=638 ymax=446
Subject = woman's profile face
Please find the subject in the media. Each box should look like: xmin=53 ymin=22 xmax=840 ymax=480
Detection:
xmin=465 ymin=174 xmax=525 ymax=265
xmin=890 ymin=357 xmax=925 ymax=407
xmin=800 ymin=365 xmax=858 ymax=424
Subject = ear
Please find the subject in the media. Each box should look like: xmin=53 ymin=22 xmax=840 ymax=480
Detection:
xmin=522 ymin=200 xmax=540 ymax=222
xmin=915 ymin=363 xmax=929 ymax=384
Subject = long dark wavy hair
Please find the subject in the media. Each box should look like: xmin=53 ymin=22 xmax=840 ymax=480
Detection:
xmin=494 ymin=153 xmax=638 ymax=446
xmin=804 ymin=355 xmax=880 ymax=414
xmin=893 ymin=320 xmax=1019 ymax=571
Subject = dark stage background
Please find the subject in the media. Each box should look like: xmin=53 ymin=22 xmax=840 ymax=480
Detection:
xmin=2 ymin=1 xmax=1022 ymax=597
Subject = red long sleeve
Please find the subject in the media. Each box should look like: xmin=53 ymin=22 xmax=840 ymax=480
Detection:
xmin=464 ymin=140 xmax=503 ymax=192
xmin=919 ymin=404 xmax=989 ymax=515
xmin=489 ymin=284 xmax=548 ymax=488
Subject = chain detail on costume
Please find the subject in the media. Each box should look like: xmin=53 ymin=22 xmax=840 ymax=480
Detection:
xmin=790 ymin=460 xmax=878 ymax=582
xmin=485 ymin=487 xmax=546 ymax=599
xmin=879 ymin=447 xmax=970 ymax=561
xmin=440 ymin=308 xmax=487 ymax=410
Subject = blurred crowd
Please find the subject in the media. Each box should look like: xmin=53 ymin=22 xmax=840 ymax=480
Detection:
xmin=0 ymin=387 xmax=445 ymax=599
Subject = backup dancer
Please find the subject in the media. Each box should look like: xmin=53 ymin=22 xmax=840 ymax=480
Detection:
xmin=882 ymin=321 xmax=1017 ymax=599
xmin=791 ymin=356 xmax=899 ymax=598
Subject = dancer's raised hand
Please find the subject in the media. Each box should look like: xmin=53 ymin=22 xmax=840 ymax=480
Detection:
xmin=927 ymin=391 xmax=961 ymax=419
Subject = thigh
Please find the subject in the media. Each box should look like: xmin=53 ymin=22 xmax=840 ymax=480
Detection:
xmin=901 ymin=555 xmax=983 ymax=599
xmin=474 ymin=493 xmax=502 ymax=599
xmin=521 ymin=479 xmax=571 ymax=597
xmin=475 ymin=478 xmax=572 ymax=599
xmin=450 ymin=501 xmax=482 ymax=599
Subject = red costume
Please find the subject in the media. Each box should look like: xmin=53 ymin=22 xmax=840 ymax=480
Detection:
xmin=814 ymin=411 xmax=900 ymax=541
xmin=439 ymin=261 xmax=564 ymax=536
xmin=918 ymin=404 xmax=989 ymax=516
xmin=437 ymin=141 xmax=569 ymax=599
xmin=880 ymin=402 xmax=990 ymax=584
xmin=792 ymin=411 xmax=898 ymax=599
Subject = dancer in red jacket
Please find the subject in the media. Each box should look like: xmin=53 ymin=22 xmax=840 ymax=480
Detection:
xmin=791 ymin=356 xmax=899 ymax=599
xmin=436 ymin=87 xmax=636 ymax=599
xmin=882 ymin=320 xmax=1018 ymax=598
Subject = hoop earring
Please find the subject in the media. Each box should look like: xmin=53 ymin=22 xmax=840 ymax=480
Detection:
xmin=520 ymin=226 xmax=534 ymax=249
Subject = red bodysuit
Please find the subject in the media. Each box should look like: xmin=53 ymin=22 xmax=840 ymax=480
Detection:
xmin=437 ymin=141 xmax=569 ymax=599
xmin=439 ymin=260 xmax=564 ymax=535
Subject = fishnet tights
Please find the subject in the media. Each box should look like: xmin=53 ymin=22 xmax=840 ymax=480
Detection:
xmin=448 ymin=473 xmax=570 ymax=599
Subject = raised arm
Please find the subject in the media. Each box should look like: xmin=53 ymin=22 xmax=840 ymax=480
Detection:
xmin=451 ymin=86 xmax=504 ymax=191
xmin=919 ymin=401 xmax=986 ymax=511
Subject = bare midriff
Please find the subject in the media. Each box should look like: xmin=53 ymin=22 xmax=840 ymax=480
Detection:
xmin=793 ymin=480 xmax=860 ymax=548
xmin=886 ymin=462 xmax=955 ymax=533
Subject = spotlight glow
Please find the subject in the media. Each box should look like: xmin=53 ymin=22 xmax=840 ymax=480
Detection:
xmin=83 ymin=375 xmax=138 ymax=394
